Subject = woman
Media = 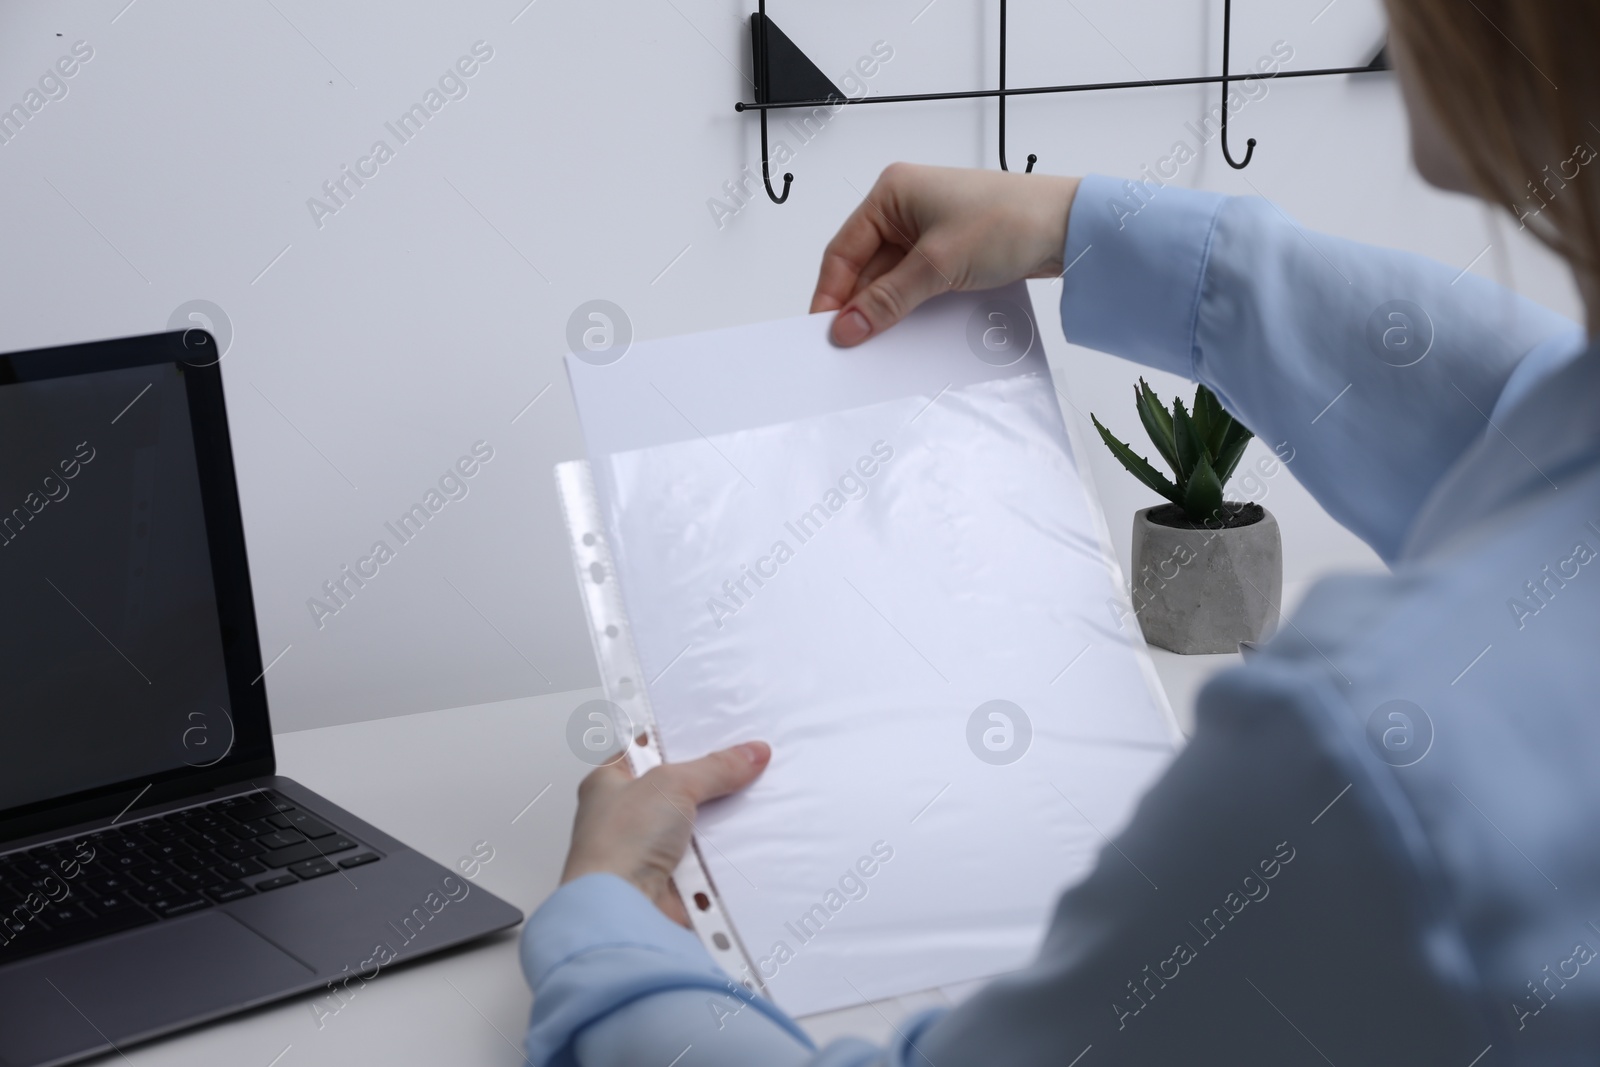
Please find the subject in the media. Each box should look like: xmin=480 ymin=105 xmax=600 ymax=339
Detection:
xmin=523 ymin=2 xmax=1600 ymax=1062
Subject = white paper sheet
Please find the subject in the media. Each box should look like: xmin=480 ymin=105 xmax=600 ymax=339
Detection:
xmin=566 ymin=286 xmax=1179 ymax=1016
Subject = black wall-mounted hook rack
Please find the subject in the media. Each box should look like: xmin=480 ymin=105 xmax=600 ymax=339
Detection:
xmin=737 ymin=1 xmax=1391 ymax=203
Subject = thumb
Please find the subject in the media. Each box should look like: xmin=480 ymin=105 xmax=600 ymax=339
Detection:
xmin=831 ymin=249 xmax=950 ymax=347
xmin=664 ymin=741 xmax=771 ymax=805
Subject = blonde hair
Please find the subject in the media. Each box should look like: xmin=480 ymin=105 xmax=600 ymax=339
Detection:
xmin=1387 ymin=0 xmax=1600 ymax=286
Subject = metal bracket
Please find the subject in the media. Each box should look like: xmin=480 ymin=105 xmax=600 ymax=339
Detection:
xmin=748 ymin=2 xmax=843 ymax=203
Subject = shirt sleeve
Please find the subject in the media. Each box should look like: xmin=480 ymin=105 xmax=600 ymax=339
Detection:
xmin=1059 ymin=174 xmax=1583 ymax=562
xmin=519 ymin=873 xmax=819 ymax=1065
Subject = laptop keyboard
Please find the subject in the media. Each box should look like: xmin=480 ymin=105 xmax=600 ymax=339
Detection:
xmin=0 ymin=789 xmax=380 ymax=966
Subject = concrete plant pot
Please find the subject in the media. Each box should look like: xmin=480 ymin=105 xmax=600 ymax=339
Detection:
xmin=1130 ymin=503 xmax=1282 ymax=655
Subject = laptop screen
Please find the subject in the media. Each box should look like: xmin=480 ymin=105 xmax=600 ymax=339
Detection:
xmin=0 ymin=360 xmax=236 ymax=813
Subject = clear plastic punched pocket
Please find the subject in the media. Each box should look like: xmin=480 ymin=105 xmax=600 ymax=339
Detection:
xmin=563 ymin=285 xmax=1179 ymax=1016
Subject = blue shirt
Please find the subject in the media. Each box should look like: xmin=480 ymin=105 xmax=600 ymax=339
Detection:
xmin=519 ymin=174 xmax=1600 ymax=1065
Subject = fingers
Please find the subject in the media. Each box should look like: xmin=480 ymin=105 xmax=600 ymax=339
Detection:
xmin=656 ymin=741 xmax=771 ymax=805
xmin=814 ymin=242 xmax=901 ymax=344
xmin=657 ymin=878 xmax=692 ymax=929
xmin=816 ymin=165 xmax=951 ymax=346
xmin=575 ymin=758 xmax=632 ymax=800
xmin=811 ymin=164 xmax=1082 ymax=347
xmin=851 ymin=242 xmax=905 ymax=298
xmin=831 ymin=249 xmax=950 ymax=346
xmin=811 ymin=198 xmax=891 ymax=314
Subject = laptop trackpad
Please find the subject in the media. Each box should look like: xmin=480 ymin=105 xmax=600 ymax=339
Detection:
xmin=0 ymin=911 xmax=313 ymax=1065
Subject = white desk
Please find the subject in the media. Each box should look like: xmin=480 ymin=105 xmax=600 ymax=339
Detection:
xmin=116 ymin=643 xmax=1231 ymax=1064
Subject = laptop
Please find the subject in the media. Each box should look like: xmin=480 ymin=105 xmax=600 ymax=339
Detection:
xmin=0 ymin=330 xmax=523 ymax=1066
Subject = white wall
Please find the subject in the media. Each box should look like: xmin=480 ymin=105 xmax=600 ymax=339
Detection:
xmin=0 ymin=0 xmax=1578 ymax=731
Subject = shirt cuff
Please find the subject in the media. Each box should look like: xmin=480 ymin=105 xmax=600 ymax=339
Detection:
xmin=521 ymin=873 xmax=713 ymax=986
xmin=521 ymin=874 xmax=813 ymax=1065
xmin=1058 ymin=173 xmax=1228 ymax=380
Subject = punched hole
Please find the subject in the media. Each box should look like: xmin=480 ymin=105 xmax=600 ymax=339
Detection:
xmin=711 ymin=932 xmax=731 ymax=951
xmin=694 ymin=892 xmax=711 ymax=912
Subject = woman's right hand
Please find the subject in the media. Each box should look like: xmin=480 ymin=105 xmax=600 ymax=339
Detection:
xmin=810 ymin=163 xmax=1081 ymax=347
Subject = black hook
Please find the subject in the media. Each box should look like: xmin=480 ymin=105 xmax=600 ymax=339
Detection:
xmin=999 ymin=100 xmax=1037 ymax=173
xmin=998 ymin=0 xmax=1036 ymax=173
xmin=1219 ymin=0 xmax=1255 ymax=169
xmin=759 ymin=107 xmax=792 ymax=203
xmin=751 ymin=0 xmax=793 ymax=203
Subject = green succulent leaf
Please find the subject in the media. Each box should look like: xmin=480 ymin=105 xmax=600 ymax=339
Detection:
xmin=1182 ymin=450 xmax=1225 ymax=523
xmin=1200 ymin=386 xmax=1235 ymax=457
xmin=1212 ymin=431 xmax=1252 ymax=487
xmin=1192 ymin=386 xmax=1214 ymax=457
xmin=1218 ymin=416 xmax=1254 ymax=456
xmin=1091 ymin=413 xmax=1182 ymax=505
xmin=1171 ymin=398 xmax=1204 ymax=490
xmin=1097 ymin=378 xmax=1259 ymax=510
xmin=1214 ymin=415 xmax=1255 ymax=485
xmin=1135 ymin=379 xmax=1180 ymax=476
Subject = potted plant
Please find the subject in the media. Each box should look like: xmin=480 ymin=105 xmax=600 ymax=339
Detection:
xmin=1091 ymin=380 xmax=1281 ymax=655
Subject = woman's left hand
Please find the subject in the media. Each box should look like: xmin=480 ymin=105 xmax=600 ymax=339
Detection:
xmin=560 ymin=741 xmax=772 ymax=925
